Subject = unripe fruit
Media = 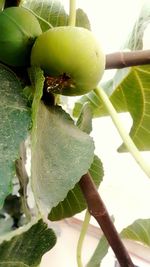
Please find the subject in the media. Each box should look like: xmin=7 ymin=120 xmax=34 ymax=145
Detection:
xmin=31 ymin=26 xmax=105 ymax=96
xmin=0 ymin=7 xmax=42 ymax=66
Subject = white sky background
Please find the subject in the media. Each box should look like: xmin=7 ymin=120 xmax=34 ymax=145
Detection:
xmin=61 ymin=0 xmax=150 ymax=230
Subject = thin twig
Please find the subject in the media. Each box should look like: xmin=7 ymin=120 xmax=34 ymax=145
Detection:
xmin=79 ymin=173 xmax=135 ymax=267
xmin=106 ymin=50 xmax=150 ymax=69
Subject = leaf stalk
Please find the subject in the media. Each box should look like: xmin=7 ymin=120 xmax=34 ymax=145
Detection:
xmin=76 ymin=210 xmax=91 ymax=267
xmin=95 ymin=87 xmax=150 ymax=178
xmin=68 ymin=0 xmax=76 ymax=26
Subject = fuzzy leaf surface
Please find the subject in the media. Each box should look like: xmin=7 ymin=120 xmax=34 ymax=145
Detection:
xmin=48 ymin=155 xmax=103 ymax=220
xmin=49 ymin=103 xmax=103 ymax=220
xmin=121 ymin=218 xmax=150 ymax=247
xmin=0 ymin=65 xmax=31 ymax=208
xmin=0 ymin=219 xmax=56 ymax=267
xmin=32 ymin=102 xmax=94 ymax=213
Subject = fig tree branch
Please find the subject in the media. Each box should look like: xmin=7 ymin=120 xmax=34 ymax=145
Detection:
xmin=79 ymin=173 xmax=135 ymax=267
xmin=106 ymin=49 xmax=150 ymax=69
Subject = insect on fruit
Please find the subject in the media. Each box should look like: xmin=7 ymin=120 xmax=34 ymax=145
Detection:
xmin=31 ymin=26 xmax=105 ymax=96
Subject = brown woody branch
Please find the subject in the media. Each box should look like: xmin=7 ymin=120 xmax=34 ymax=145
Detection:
xmin=79 ymin=173 xmax=135 ymax=267
xmin=106 ymin=49 xmax=150 ymax=69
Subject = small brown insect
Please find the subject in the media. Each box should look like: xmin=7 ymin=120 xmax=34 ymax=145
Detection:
xmin=45 ymin=73 xmax=72 ymax=94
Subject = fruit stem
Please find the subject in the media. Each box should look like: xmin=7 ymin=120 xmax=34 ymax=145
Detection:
xmin=68 ymin=0 xmax=76 ymax=26
xmin=95 ymin=87 xmax=150 ymax=178
xmin=76 ymin=210 xmax=91 ymax=267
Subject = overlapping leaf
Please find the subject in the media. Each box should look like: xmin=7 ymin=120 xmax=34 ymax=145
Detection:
xmin=32 ymin=101 xmax=94 ymax=213
xmin=49 ymin=103 xmax=103 ymax=220
xmin=76 ymin=8 xmax=91 ymax=30
xmin=121 ymin=218 xmax=150 ymax=247
xmin=0 ymin=64 xmax=31 ymax=209
xmin=0 ymin=219 xmax=56 ymax=266
xmin=48 ymin=155 xmax=103 ymax=221
xmin=23 ymin=0 xmax=68 ymax=31
xmin=76 ymin=102 xmax=93 ymax=134
xmin=23 ymin=0 xmax=91 ymax=31
xmin=74 ymin=65 xmax=150 ymax=151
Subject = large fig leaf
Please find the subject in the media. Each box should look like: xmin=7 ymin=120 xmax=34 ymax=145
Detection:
xmin=48 ymin=103 xmax=103 ymax=220
xmin=23 ymin=0 xmax=91 ymax=31
xmin=73 ymin=65 xmax=150 ymax=151
xmin=121 ymin=218 xmax=150 ymax=247
xmin=32 ymin=102 xmax=94 ymax=213
xmin=0 ymin=219 xmax=56 ymax=267
xmin=0 ymin=64 xmax=31 ymax=208
xmin=23 ymin=0 xmax=68 ymax=31
xmin=48 ymin=155 xmax=103 ymax=221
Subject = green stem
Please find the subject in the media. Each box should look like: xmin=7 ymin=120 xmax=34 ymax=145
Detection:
xmin=0 ymin=0 xmax=5 ymax=10
xmin=76 ymin=210 xmax=91 ymax=267
xmin=95 ymin=87 xmax=150 ymax=178
xmin=68 ymin=0 xmax=76 ymax=26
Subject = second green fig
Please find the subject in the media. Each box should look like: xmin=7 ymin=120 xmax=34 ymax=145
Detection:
xmin=0 ymin=7 xmax=42 ymax=66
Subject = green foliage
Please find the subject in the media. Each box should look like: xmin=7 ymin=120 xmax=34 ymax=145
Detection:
xmin=0 ymin=219 xmax=56 ymax=266
xmin=23 ymin=0 xmax=68 ymax=31
xmin=121 ymin=218 xmax=150 ymax=247
xmin=76 ymin=103 xmax=93 ymax=134
xmin=32 ymin=101 xmax=95 ymax=213
xmin=76 ymin=8 xmax=91 ymax=30
xmin=23 ymin=0 xmax=91 ymax=31
xmin=49 ymin=155 xmax=103 ymax=220
xmin=48 ymin=103 xmax=103 ymax=220
xmin=0 ymin=1 xmax=150 ymax=266
xmin=74 ymin=65 xmax=150 ymax=151
xmin=0 ymin=64 xmax=31 ymax=208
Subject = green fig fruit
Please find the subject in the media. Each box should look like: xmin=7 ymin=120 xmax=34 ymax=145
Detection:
xmin=0 ymin=7 xmax=42 ymax=66
xmin=31 ymin=26 xmax=105 ymax=96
